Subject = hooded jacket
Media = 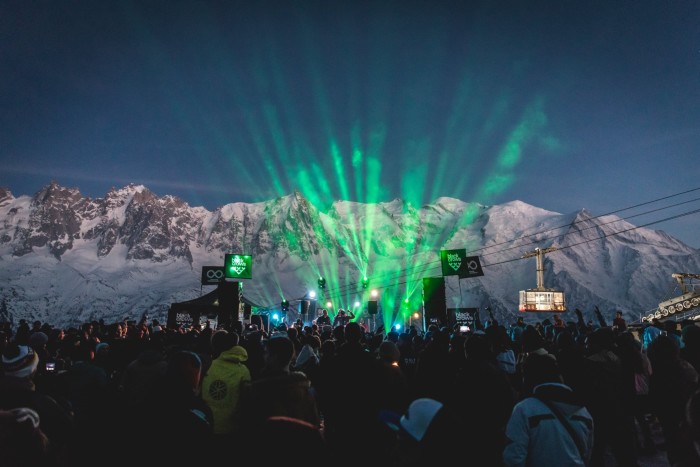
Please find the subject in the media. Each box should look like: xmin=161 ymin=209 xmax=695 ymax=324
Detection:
xmin=201 ymin=345 xmax=251 ymax=434
xmin=503 ymin=383 xmax=593 ymax=467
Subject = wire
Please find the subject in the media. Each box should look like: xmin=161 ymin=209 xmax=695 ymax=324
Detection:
xmin=249 ymin=187 xmax=700 ymax=309
xmin=257 ymin=205 xmax=700 ymax=308
xmin=328 ymin=202 xmax=700 ymax=296
xmin=486 ymin=207 xmax=700 ymax=267
xmin=475 ymin=187 xmax=700 ymax=255
xmin=476 ymin=196 xmax=700 ymax=259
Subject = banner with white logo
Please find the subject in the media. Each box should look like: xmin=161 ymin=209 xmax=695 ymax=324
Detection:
xmin=440 ymin=249 xmax=484 ymax=278
xmin=224 ymin=254 xmax=253 ymax=280
xmin=201 ymin=266 xmax=225 ymax=285
xmin=449 ymin=307 xmax=479 ymax=327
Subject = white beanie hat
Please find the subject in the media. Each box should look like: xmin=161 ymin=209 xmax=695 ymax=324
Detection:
xmin=2 ymin=345 xmax=39 ymax=378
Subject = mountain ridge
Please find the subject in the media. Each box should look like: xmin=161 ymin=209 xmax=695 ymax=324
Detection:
xmin=0 ymin=182 xmax=698 ymax=329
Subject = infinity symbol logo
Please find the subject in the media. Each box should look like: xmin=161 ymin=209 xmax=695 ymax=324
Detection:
xmin=206 ymin=269 xmax=224 ymax=279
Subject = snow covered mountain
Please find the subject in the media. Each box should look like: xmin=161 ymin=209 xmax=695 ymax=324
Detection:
xmin=0 ymin=181 xmax=698 ymax=329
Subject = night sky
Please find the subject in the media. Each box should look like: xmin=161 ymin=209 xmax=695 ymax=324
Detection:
xmin=1 ymin=0 xmax=699 ymax=246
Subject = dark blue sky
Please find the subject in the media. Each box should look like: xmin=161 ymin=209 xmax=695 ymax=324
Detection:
xmin=1 ymin=0 xmax=699 ymax=246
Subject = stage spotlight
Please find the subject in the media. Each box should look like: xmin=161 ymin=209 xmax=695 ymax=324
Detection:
xmin=318 ymin=276 xmax=326 ymax=289
xmin=362 ymin=276 xmax=369 ymax=288
xmin=309 ymin=290 xmax=317 ymax=299
xmin=281 ymin=299 xmax=289 ymax=312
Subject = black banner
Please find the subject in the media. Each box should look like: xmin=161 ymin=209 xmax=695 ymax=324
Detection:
xmin=450 ymin=307 xmax=478 ymax=327
xmin=201 ymin=266 xmax=225 ymax=285
xmin=440 ymin=249 xmax=484 ymax=278
xmin=460 ymin=256 xmax=484 ymax=278
xmin=169 ymin=310 xmax=197 ymax=329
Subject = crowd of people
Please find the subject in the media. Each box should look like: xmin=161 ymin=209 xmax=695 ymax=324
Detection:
xmin=1 ymin=309 xmax=700 ymax=467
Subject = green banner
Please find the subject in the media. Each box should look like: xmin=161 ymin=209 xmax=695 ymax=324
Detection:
xmin=224 ymin=254 xmax=253 ymax=280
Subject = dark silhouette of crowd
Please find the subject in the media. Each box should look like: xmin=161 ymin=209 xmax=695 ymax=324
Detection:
xmin=2 ymin=309 xmax=700 ymax=467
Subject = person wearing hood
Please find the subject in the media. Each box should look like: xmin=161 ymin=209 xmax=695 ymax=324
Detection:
xmin=294 ymin=334 xmax=321 ymax=385
xmin=1 ymin=343 xmax=75 ymax=464
xmin=503 ymin=353 xmax=594 ymax=467
xmin=201 ymin=330 xmax=251 ymax=440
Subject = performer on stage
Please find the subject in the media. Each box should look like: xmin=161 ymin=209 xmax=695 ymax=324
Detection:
xmin=333 ymin=309 xmax=355 ymax=327
xmin=316 ymin=308 xmax=332 ymax=327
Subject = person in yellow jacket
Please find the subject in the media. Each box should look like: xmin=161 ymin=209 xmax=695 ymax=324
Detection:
xmin=202 ymin=330 xmax=251 ymax=446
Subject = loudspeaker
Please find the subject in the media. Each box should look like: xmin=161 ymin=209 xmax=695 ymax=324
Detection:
xmin=243 ymin=303 xmax=252 ymax=320
xmin=218 ymin=281 xmax=241 ymax=327
xmin=368 ymin=300 xmax=378 ymax=315
xmin=422 ymin=277 xmax=446 ymax=326
xmin=299 ymin=299 xmax=317 ymax=323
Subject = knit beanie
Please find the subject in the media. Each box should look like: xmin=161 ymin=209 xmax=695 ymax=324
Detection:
xmin=2 ymin=344 xmax=39 ymax=378
xmin=28 ymin=331 xmax=49 ymax=348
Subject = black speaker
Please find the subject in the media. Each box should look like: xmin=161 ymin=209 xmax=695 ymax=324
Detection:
xmin=218 ymin=281 xmax=241 ymax=327
xmin=368 ymin=300 xmax=378 ymax=315
xmin=243 ymin=303 xmax=252 ymax=320
xmin=422 ymin=277 xmax=446 ymax=326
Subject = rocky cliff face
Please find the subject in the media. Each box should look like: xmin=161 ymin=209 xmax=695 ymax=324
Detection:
xmin=0 ymin=182 xmax=698 ymax=328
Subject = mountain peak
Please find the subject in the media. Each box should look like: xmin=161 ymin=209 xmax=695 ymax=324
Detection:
xmin=33 ymin=181 xmax=83 ymax=204
xmin=0 ymin=187 xmax=13 ymax=204
xmin=107 ymin=183 xmax=149 ymax=198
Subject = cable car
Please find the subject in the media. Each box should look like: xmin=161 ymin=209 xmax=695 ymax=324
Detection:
xmin=518 ymin=247 xmax=567 ymax=313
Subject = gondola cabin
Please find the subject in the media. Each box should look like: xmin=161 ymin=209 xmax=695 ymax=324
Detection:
xmin=518 ymin=247 xmax=567 ymax=313
xmin=519 ymin=289 xmax=566 ymax=312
